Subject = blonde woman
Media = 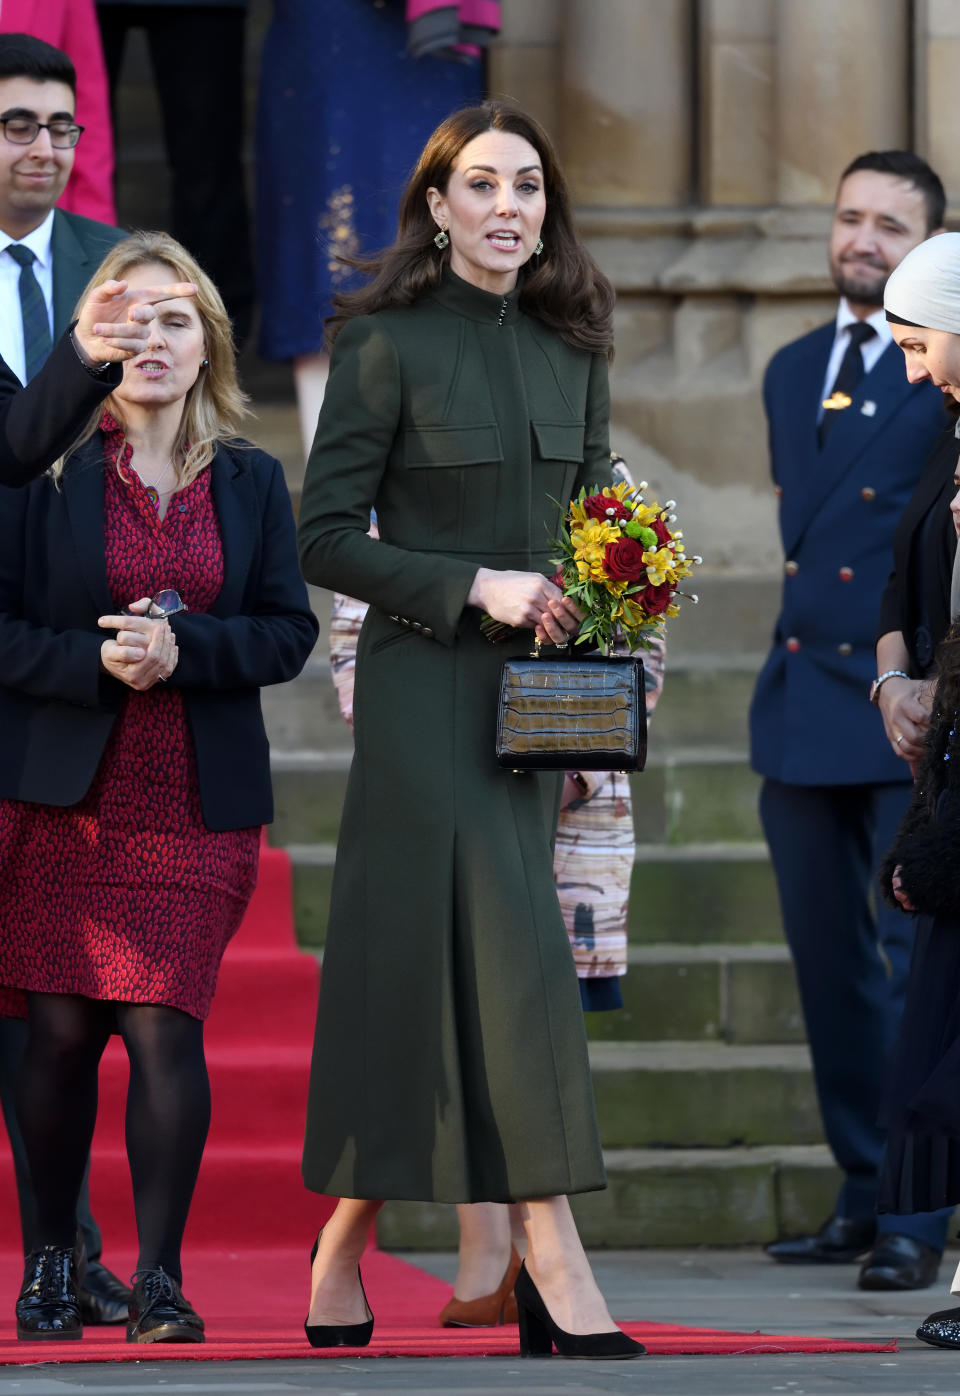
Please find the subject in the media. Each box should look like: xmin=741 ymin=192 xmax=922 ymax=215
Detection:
xmin=0 ymin=232 xmax=317 ymax=1344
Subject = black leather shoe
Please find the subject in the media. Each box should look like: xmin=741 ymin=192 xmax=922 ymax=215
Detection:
xmin=79 ymin=1260 xmax=133 ymax=1325
xmin=16 ymin=1244 xmax=83 ymax=1340
xmin=765 ymin=1215 xmax=876 ymax=1264
xmin=126 ymin=1268 xmax=205 ymax=1344
xmin=858 ymin=1234 xmax=941 ymax=1291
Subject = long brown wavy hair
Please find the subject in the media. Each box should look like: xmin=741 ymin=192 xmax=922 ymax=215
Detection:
xmin=327 ymin=100 xmax=615 ymax=359
xmin=52 ymin=231 xmax=250 ymax=487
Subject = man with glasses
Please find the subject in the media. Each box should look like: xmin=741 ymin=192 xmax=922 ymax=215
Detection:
xmin=0 ymin=30 xmax=129 ymax=1331
xmin=0 ymin=32 xmax=125 ymax=387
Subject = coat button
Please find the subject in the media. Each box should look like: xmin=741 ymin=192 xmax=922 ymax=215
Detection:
xmin=837 ymin=642 xmax=852 ymax=656
xmin=784 ymin=560 xmax=799 ymax=577
xmin=786 ymin=636 xmax=801 ymax=653
xmin=861 ymin=486 xmax=876 ymax=501
xmin=839 ymin=566 xmax=854 ymax=581
xmin=422 ymin=627 xmax=434 ymax=638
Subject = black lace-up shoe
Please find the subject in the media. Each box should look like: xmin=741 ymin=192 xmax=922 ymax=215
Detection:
xmin=16 ymin=1244 xmax=83 ymax=1340
xmin=126 ymin=1267 xmax=205 ymax=1344
xmin=79 ymin=1260 xmax=133 ymax=1324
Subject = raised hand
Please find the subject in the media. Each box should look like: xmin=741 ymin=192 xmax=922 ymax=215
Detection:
xmin=74 ymin=279 xmax=198 ymax=364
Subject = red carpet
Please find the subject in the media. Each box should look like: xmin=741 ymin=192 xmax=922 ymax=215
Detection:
xmin=0 ymin=844 xmax=898 ymax=1362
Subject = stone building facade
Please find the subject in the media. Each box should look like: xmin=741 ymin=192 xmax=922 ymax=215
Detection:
xmin=489 ymin=0 xmax=960 ymax=649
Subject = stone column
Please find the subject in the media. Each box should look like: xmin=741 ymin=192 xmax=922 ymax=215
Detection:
xmin=487 ymin=0 xmax=564 ymax=144
xmin=913 ymin=0 xmax=960 ymax=207
xmin=776 ymin=0 xmax=909 ymax=204
xmin=560 ymin=0 xmax=693 ymax=206
xmin=699 ymin=0 xmax=776 ymax=205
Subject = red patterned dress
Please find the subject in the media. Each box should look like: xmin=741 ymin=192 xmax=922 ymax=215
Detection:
xmin=0 ymin=419 xmax=260 ymax=1020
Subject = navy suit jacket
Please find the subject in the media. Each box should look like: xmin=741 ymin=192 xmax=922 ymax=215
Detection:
xmin=50 ymin=208 xmax=127 ymax=336
xmin=0 ymin=436 xmax=319 ymax=830
xmin=0 ymin=209 xmax=126 ymax=486
xmin=749 ymin=321 xmax=947 ymax=786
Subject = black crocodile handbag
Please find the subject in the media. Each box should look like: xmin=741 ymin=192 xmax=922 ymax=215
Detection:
xmin=495 ymin=651 xmax=647 ymax=772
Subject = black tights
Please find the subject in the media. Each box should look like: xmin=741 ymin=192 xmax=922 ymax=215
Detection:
xmin=16 ymin=994 xmax=209 ymax=1281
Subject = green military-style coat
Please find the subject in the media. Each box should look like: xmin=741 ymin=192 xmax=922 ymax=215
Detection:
xmin=298 ymin=267 xmax=612 ymax=1203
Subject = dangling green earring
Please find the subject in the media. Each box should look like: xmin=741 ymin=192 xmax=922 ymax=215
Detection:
xmin=434 ymin=227 xmax=450 ymax=250
xmin=535 ymin=237 xmax=544 ymax=255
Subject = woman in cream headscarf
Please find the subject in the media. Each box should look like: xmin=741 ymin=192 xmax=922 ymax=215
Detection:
xmin=877 ymin=231 xmax=960 ymax=1348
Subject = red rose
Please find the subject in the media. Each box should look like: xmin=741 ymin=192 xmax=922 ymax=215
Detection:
xmin=603 ymin=537 xmax=647 ymax=582
xmin=651 ymin=516 xmax=673 ymax=545
xmin=549 ymin=567 xmax=566 ymax=590
xmin=639 ymin=582 xmax=674 ymax=615
xmin=584 ymin=492 xmax=632 ymax=523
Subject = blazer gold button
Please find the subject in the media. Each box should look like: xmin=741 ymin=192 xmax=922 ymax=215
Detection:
xmin=861 ymin=487 xmax=876 ymax=501
xmin=838 ymin=642 xmax=852 ymax=656
xmin=786 ymin=636 xmax=801 ymax=653
xmin=839 ymin=566 xmax=854 ymax=581
xmin=784 ymin=560 xmax=799 ymax=577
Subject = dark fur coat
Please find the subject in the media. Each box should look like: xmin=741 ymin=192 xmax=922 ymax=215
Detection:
xmin=881 ymin=711 xmax=960 ymax=919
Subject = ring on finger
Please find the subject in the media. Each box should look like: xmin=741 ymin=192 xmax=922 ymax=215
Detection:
xmin=896 ymin=733 xmax=904 ymax=745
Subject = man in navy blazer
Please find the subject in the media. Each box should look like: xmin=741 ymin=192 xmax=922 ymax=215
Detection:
xmin=750 ymin=151 xmax=951 ymax=1290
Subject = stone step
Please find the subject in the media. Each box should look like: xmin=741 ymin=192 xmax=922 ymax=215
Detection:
xmin=269 ymin=747 xmax=763 ymax=848
xmin=376 ymin=1144 xmax=842 ymax=1250
xmin=585 ymin=945 xmax=802 ymax=1046
xmin=285 ymin=842 xmax=782 ymax=951
xmin=589 ymin=1042 xmax=820 ymax=1150
xmin=263 ymin=657 xmax=761 ymax=758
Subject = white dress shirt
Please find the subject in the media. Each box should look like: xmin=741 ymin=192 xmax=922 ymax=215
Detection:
xmin=0 ymin=211 xmax=56 ymax=387
xmin=817 ymin=299 xmax=892 ymax=423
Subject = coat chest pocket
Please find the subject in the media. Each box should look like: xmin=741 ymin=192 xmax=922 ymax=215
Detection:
xmin=403 ymin=424 xmax=503 ymax=468
xmin=532 ymin=421 xmax=585 ymax=463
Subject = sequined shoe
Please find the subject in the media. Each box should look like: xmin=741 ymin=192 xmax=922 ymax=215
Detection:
xmin=917 ymin=1305 xmax=960 ymax=1348
xmin=16 ymin=1244 xmax=83 ymax=1340
xmin=126 ymin=1268 xmax=205 ymax=1343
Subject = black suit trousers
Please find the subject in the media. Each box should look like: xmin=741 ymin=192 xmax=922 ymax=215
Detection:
xmin=760 ymin=777 xmax=950 ymax=1247
xmin=98 ymin=4 xmax=254 ymax=343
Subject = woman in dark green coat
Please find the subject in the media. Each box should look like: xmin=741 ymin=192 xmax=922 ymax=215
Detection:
xmin=297 ymin=101 xmax=642 ymax=1360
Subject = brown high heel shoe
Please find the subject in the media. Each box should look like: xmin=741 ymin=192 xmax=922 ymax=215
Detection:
xmin=439 ymin=1246 xmax=522 ymax=1327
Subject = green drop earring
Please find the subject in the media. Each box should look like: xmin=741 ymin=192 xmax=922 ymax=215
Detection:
xmin=434 ymin=227 xmax=450 ymax=250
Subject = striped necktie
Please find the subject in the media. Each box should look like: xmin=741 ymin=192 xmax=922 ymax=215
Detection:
xmin=6 ymin=243 xmax=52 ymax=382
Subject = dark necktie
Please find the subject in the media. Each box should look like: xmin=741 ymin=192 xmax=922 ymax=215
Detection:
xmin=7 ymin=243 xmax=52 ymax=383
xmin=819 ymin=321 xmax=877 ymax=445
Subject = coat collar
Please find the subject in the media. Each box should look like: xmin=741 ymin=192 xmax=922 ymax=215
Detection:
xmin=780 ymin=340 xmax=918 ymax=555
xmin=429 ymin=265 xmax=521 ymax=325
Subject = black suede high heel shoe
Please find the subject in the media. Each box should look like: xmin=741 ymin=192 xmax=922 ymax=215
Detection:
xmin=304 ymin=1232 xmax=374 ymax=1349
xmin=514 ymin=1262 xmax=644 ymax=1360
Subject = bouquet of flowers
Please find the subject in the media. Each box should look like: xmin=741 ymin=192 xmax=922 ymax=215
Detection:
xmin=548 ymin=480 xmax=700 ymax=654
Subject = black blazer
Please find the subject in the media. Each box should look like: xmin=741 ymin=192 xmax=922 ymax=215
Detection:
xmin=0 ymin=331 xmax=122 ymax=487
xmin=0 ymin=435 xmax=318 ymax=830
xmin=876 ymin=423 xmax=959 ymax=675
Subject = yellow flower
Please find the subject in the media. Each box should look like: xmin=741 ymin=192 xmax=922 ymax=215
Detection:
xmin=571 ymin=517 xmax=620 ymax=581
xmin=616 ymin=595 xmax=652 ymax=628
xmin=642 ymin=546 xmax=678 ymax=587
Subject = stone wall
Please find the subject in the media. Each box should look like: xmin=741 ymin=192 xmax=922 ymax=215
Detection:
xmin=488 ymin=0 xmax=960 ymax=637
